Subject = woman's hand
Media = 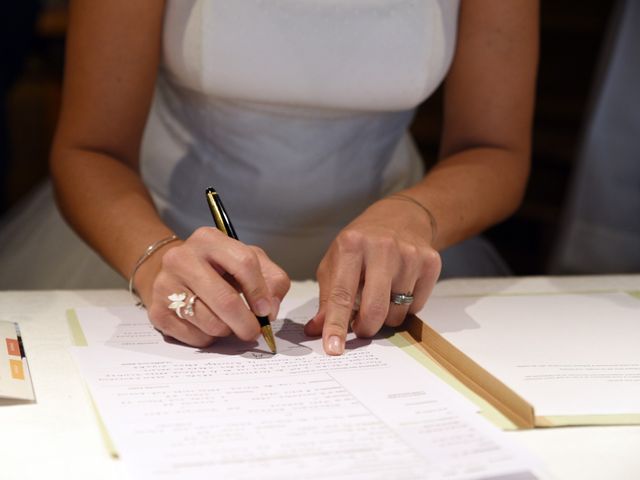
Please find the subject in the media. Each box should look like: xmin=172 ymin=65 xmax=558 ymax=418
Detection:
xmin=136 ymin=227 xmax=290 ymax=348
xmin=304 ymin=195 xmax=441 ymax=355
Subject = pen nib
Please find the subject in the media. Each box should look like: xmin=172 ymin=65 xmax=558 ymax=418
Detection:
xmin=261 ymin=325 xmax=277 ymax=354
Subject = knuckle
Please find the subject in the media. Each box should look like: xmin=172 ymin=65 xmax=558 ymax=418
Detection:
xmin=250 ymin=245 xmax=267 ymax=257
xmin=149 ymin=309 xmax=173 ymax=334
xmin=422 ymin=248 xmax=442 ymax=276
xmin=385 ymin=315 xmax=406 ymax=327
xmin=151 ymin=273 xmax=168 ymax=297
xmin=199 ymin=314 xmax=229 ymax=337
xmin=362 ymin=301 xmax=388 ymax=325
xmin=354 ymin=322 xmax=379 ymax=338
xmin=328 ymin=285 xmax=354 ymax=310
xmin=374 ymin=235 xmax=397 ymax=255
xmin=336 ymin=229 xmax=363 ymax=253
xmin=191 ymin=337 xmax=215 ymax=349
xmin=191 ymin=226 xmax=215 ymax=243
xmin=236 ymin=249 xmax=260 ymax=273
xmin=244 ymin=284 xmax=265 ymax=302
xmin=160 ymin=245 xmax=183 ymax=269
xmin=237 ymin=322 xmax=260 ymax=341
xmin=400 ymin=242 xmax=419 ymax=260
xmin=216 ymin=290 xmax=243 ymax=313
xmin=273 ymin=270 xmax=291 ymax=294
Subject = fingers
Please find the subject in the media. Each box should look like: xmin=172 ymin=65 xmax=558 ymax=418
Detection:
xmin=162 ymin=243 xmax=262 ymax=341
xmin=147 ymin=277 xmax=218 ymax=348
xmin=190 ymin=228 xmax=272 ymax=319
xmin=381 ymin=246 xmax=441 ymax=328
xmin=408 ymin=249 xmax=441 ymax=315
xmin=313 ymin=232 xmax=364 ymax=356
xmin=383 ymin=244 xmax=422 ymax=328
xmin=309 ymin=228 xmax=442 ymax=355
xmin=252 ymin=246 xmax=291 ymax=320
xmin=351 ymin=242 xmax=396 ymax=337
xmin=147 ymin=228 xmax=291 ymax=347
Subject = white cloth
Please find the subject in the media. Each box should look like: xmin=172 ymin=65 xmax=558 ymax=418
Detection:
xmin=142 ymin=0 xmax=460 ymax=279
xmin=0 ymin=182 xmax=125 ymax=290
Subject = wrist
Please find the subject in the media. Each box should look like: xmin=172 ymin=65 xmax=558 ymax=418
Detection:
xmin=384 ymin=193 xmax=438 ymax=245
xmin=129 ymin=235 xmax=181 ymax=306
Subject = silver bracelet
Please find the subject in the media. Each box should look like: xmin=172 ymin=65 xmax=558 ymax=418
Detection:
xmin=128 ymin=234 xmax=179 ymax=307
xmin=386 ymin=193 xmax=438 ymax=244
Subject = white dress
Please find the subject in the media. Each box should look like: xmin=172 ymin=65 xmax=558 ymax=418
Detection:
xmin=0 ymin=0 xmax=509 ymax=289
xmin=142 ymin=0 xmax=459 ymax=279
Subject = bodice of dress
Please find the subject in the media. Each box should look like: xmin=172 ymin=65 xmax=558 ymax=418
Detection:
xmin=141 ymin=0 xmax=460 ymax=278
xmin=162 ymin=0 xmax=459 ymax=111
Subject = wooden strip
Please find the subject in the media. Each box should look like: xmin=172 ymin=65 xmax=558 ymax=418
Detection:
xmin=401 ymin=315 xmax=536 ymax=429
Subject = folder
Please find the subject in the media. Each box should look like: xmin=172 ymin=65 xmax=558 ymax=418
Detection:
xmin=400 ymin=291 xmax=640 ymax=429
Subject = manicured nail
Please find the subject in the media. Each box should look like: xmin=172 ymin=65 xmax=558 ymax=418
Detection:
xmin=255 ymin=298 xmax=271 ymax=317
xmin=327 ymin=335 xmax=344 ymax=355
xmin=271 ymin=296 xmax=281 ymax=319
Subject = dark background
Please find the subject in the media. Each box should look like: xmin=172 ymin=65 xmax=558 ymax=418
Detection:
xmin=1 ymin=1 xmax=615 ymax=275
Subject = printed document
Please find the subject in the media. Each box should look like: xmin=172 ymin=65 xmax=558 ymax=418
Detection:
xmin=421 ymin=292 xmax=640 ymax=416
xmin=71 ymin=285 xmax=544 ymax=480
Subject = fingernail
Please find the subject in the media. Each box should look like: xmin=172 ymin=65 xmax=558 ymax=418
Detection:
xmin=271 ymin=296 xmax=281 ymax=319
xmin=327 ymin=335 xmax=344 ymax=355
xmin=255 ymin=298 xmax=271 ymax=317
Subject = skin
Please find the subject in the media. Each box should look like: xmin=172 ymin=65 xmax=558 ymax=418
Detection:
xmin=51 ymin=0 xmax=538 ymax=354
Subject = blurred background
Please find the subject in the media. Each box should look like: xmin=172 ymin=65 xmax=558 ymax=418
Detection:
xmin=1 ymin=0 xmax=638 ymax=286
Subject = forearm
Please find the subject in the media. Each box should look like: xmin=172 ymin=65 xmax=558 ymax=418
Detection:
xmin=48 ymin=0 xmax=169 ymax=288
xmin=401 ymin=146 xmax=529 ymax=251
xmin=50 ymin=147 xmax=175 ymax=281
xmin=400 ymin=0 xmax=537 ymax=251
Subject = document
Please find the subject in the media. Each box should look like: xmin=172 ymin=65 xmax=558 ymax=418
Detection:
xmin=421 ymin=292 xmax=640 ymax=417
xmin=71 ymin=286 xmax=544 ymax=480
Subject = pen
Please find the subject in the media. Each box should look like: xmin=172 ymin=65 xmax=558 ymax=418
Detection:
xmin=205 ymin=186 xmax=278 ymax=354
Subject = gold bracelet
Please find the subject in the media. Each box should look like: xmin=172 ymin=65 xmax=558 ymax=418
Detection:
xmin=128 ymin=234 xmax=179 ymax=306
xmin=386 ymin=193 xmax=438 ymax=244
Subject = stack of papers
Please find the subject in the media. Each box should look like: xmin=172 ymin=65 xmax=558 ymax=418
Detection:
xmin=70 ymin=287 xmax=546 ymax=480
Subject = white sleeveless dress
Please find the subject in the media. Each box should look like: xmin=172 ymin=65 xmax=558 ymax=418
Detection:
xmin=141 ymin=0 xmax=459 ymax=279
xmin=0 ymin=0 xmax=509 ymax=289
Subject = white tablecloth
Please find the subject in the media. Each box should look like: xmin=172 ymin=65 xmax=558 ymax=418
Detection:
xmin=1 ymin=275 xmax=639 ymax=480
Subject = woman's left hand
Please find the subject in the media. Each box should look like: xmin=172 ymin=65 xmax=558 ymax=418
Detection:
xmin=304 ymin=194 xmax=441 ymax=355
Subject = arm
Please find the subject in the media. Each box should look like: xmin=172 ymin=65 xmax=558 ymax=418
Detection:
xmin=405 ymin=0 xmax=538 ymax=249
xmin=51 ymin=0 xmax=170 ymax=286
xmin=306 ymin=0 xmax=539 ymax=354
xmin=51 ymin=0 xmax=289 ymax=347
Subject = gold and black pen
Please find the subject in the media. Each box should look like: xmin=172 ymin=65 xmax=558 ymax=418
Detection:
xmin=205 ymin=186 xmax=277 ymax=354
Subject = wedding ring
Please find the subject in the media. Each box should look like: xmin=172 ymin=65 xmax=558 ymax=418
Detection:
xmin=168 ymin=292 xmax=197 ymax=319
xmin=390 ymin=292 xmax=414 ymax=305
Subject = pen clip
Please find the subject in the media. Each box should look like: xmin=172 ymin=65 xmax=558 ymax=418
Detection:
xmin=206 ymin=187 xmax=239 ymax=240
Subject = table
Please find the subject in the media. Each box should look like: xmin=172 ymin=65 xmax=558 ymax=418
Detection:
xmin=1 ymin=275 xmax=639 ymax=479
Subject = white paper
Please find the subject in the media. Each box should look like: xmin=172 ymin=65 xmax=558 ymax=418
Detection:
xmin=72 ymin=291 xmax=544 ymax=480
xmin=420 ymin=292 xmax=640 ymax=416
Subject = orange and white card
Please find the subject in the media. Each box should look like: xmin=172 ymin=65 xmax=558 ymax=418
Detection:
xmin=0 ymin=321 xmax=35 ymax=402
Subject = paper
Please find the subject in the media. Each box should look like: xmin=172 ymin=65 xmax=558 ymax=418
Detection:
xmin=71 ymin=291 xmax=544 ymax=480
xmin=420 ymin=292 xmax=640 ymax=416
xmin=0 ymin=321 xmax=35 ymax=403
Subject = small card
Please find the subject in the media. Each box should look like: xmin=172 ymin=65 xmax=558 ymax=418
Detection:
xmin=0 ymin=321 xmax=35 ymax=403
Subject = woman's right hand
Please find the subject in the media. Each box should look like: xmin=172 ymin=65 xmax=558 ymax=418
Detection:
xmin=136 ymin=227 xmax=291 ymax=347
